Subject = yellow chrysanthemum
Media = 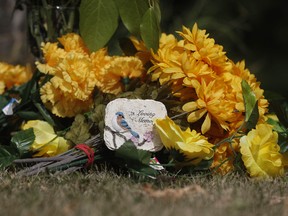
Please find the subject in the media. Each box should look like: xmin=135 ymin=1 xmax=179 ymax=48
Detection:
xmin=181 ymin=52 xmax=216 ymax=88
xmin=38 ymin=33 xmax=145 ymax=116
xmin=131 ymin=33 xmax=180 ymax=67
xmin=40 ymin=82 xmax=93 ymax=118
xmin=218 ymin=61 xmax=269 ymax=132
xmin=231 ymin=61 xmax=268 ymax=117
xmin=107 ymin=56 xmax=144 ymax=78
xmin=147 ymin=23 xmax=234 ymax=109
xmin=36 ymin=33 xmax=89 ymax=75
xmin=239 ymin=123 xmax=284 ymax=178
xmin=40 ymin=52 xmax=95 ymax=117
xmin=182 ymin=78 xmax=239 ymax=134
xmin=147 ymin=23 xmax=270 ymax=176
xmin=177 ymin=24 xmax=232 ymax=74
xmin=211 ymin=142 xmax=235 ymax=175
xmin=94 ymin=56 xmax=144 ymax=95
xmin=90 ymin=48 xmax=112 ymax=71
xmin=54 ymin=53 xmax=95 ymax=100
xmin=22 ymin=120 xmax=70 ymax=157
xmin=154 ymin=116 xmax=214 ymax=165
xmin=36 ymin=42 xmax=67 ymax=75
xmin=0 ymin=62 xmax=32 ymax=94
xmin=58 ymin=33 xmax=90 ymax=54
xmin=148 ymin=33 xmax=183 ymax=83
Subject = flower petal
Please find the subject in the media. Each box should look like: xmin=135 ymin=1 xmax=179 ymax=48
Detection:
xmin=182 ymin=101 xmax=198 ymax=112
xmin=239 ymin=123 xmax=284 ymax=178
xmin=187 ymin=108 xmax=207 ymax=123
xmin=201 ymin=113 xmax=211 ymax=134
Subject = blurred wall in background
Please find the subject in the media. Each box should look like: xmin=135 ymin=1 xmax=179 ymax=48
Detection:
xmin=0 ymin=0 xmax=287 ymax=97
xmin=0 ymin=0 xmax=30 ymax=65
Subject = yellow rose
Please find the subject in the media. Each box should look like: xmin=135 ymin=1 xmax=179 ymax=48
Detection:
xmin=239 ymin=123 xmax=284 ymax=178
xmin=22 ymin=120 xmax=70 ymax=157
xmin=154 ymin=116 xmax=214 ymax=165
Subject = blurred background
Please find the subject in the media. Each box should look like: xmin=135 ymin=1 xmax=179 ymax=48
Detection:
xmin=0 ymin=0 xmax=287 ymax=97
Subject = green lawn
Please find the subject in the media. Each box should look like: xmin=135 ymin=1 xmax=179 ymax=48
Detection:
xmin=1 ymin=169 xmax=288 ymax=216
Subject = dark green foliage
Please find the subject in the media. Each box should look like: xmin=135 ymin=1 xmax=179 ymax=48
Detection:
xmin=11 ymin=128 xmax=35 ymax=158
xmin=65 ymin=114 xmax=91 ymax=145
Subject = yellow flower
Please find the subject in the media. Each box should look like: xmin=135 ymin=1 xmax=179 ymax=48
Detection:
xmin=230 ymin=61 xmax=268 ymax=118
xmin=177 ymin=24 xmax=232 ymax=74
xmin=131 ymin=33 xmax=180 ymax=66
xmin=148 ymin=23 xmax=269 ymax=141
xmin=182 ymin=78 xmax=238 ymax=134
xmin=0 ymin=62 xmax=32 ymax=94
xmin=239 ymin=123 xmax=284 ymax=178
xmin=148 ymin=25 xmax=227 ymax=100
xmin=216 ymin=61 xmax=269 ymax=133
xmin=154 ymin=116 xmax=214 ymax=165
xmin=36 ymin=33 xmax=89 ymax=75
xmin=94 ymin=56 xmax=144 ymax=95
xmin=211 ymin=142 xmax=235 ymax=175
xmin=90 ymin=48 xmax=111 ymax=71
xmin=22 ymin=120 xmax=70 ymax=157
xmin=54 ymin=52 xmax=95 ymax=100
xmin=90 ymin=49 xmax=122 ymax=94
xmin=40 ymin=81 xmax=94 ymax=118
xmin=181 ymin=53 xmax=216 ymax=88
xmin=36 ymin=42 xmax=66 ymax=75
xmin=148 ymin=34 xmax=184 ymax=84
xmin=58 ymin=33 xmax=90 ymax=54
xmin=40 ymin=52 xmax=95 ymax=117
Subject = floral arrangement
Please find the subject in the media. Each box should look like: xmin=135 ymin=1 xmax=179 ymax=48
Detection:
xmin=1 ymin=0 xmax=288 ymax=179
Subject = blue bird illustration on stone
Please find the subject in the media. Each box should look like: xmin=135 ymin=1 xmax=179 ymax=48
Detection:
xmin=112 ymin=112 xmax=139 ymax=138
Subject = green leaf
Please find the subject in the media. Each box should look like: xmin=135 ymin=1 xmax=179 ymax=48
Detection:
xmin=0 ymin=95 xmax=9 ymax=110
xmin=140 ymin=7 xmax=160 ymax=52
xmin=11 ymin=128 xmax=35 ymax=157
xmin=0 ymin=146 xmax=19 ymax=169
xmin=116 ymin=0 xmax=149 ymax=35
xmin=153 ymin=0 xmax=161 ymax=24
xmin=245 ymin=103 xmax=259 ymax=131
xmin=33 ymin=102 xmax=55 ymax=126
xmin=241 ymin=80 xmax=259 ymax=130
xmin=65 ymin=114 xmax=91 ymax=145
xmin=267 ymin=116 xmax=287 ymax=134
xmin=115 ymin=141 xmax=151 ymax=165
xmin=267 ymin=116 xmax=288 ymax=153
xmin=79 ymin=0 xmax=119 ymax=51
xmin=18 ymin=71 xmax=40 ymax=102
xmin=17 ymin=111 xmax=42 ymax=120
xmin=114 ymin=141 xmax=157 ymax=177
xmin=278 ymin=133 xmax=288 ymax=154
xmin=130 ymin=165 xmax=158 ymax=178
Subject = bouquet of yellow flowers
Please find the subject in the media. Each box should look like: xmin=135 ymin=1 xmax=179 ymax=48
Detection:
xmin=1 ymin=0 xmax=288 ymax=179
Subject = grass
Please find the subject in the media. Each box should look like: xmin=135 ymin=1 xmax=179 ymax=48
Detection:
xmin=0 ymin=168 xmax=288 ymax=216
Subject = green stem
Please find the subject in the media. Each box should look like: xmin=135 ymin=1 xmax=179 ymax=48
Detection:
xmin=66 ymin=7 xmax=76 ymax=33
xmin=41 ymin=0 xmax=56 ymax=41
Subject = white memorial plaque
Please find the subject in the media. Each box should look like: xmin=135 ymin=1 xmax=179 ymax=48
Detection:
xmin=104 ymin=98 xmax=167 ymax=152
